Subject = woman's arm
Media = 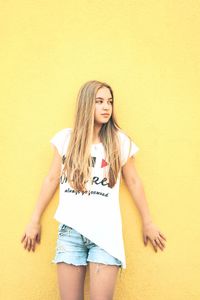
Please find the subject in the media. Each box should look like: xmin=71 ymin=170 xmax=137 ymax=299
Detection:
xmin=30 ymin=146 xmax=61 ymax=223
xmin=21 ymin=147 xmax=62 ymax=252
xmin=30 ymin=176 xmax=59 ymax=223
xmin=121 ymin=156 xmax=167 ymax=252
xmin=121 ymin=156 xmax=152 ymax=226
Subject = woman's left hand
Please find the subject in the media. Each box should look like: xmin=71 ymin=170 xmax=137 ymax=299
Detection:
xmin=142 ymin=222 xmax=167 ymax=252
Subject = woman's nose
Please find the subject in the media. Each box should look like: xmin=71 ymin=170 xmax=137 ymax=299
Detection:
xmin=103 ymin=103 xmax=110 ymax=109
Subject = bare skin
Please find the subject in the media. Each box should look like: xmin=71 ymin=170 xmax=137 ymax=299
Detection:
xmin=89 ymin=262 xmax=119 ymax=300
xmin=56 ymin=263 xmax=87 ymax=300
xmin=93 ymin=86 xmax=113 ymax=143
xmin=56 ymin=262 xmax=119 ymax=300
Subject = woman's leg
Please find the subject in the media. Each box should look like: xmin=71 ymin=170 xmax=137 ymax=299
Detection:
xmin=89 ymin=262 xmax=119 ymax=300
xmin=57 ymin=263 xmax=87 ymax=300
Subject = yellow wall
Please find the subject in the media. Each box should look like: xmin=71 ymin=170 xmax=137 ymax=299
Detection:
xmin=1 ymin=0 xmax=199 ymax=299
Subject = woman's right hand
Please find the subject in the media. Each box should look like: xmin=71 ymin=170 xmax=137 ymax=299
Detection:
xmin=20 ymin=221 xmax=41 ymax=252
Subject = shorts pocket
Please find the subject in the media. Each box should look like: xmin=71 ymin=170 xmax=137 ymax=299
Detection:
xmin=58 ymin=223 xmax=72 ymax=237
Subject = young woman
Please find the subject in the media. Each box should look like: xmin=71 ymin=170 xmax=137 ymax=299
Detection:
xmin=21 ymin=80 xmax=167 ymax=300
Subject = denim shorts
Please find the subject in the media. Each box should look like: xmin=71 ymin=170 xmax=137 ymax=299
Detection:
xmin=51 ymin=223 xmax=122 ymax=273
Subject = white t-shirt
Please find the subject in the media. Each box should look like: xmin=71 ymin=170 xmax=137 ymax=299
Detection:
xmin=50 ymin=128 xmax=139 ymax=269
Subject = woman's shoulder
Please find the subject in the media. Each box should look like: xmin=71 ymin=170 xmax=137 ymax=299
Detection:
xmin=116 ymin=129 xmax=131 ymax=141
xmin=116 ymin=128 xmax=139 ymax=148
xmin=50 ymin=127 xmax=72 ymax=145
xmin=116 ymin=129 xmax=140 ymax=164
xmin=50 ymin=127 xmax=72 ymax=156
xmin=59 ymin=127 xmax=72 ymax=134
xmin=53 ymin=127 xmax=72 ymax=137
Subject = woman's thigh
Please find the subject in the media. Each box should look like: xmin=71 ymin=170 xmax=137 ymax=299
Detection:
xmin=57 ymin=263 xmax=87 ymax=300
xmin=89 ymin=262 xmax=120 ymax=300
xmin=52 ymin=224 xmax=89 ymax=300
xmin=86 ymin=242 xmax=122 ymax=300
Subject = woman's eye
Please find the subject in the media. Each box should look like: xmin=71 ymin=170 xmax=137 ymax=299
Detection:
xmin=95 ymin=100 xmax=112 ymax=104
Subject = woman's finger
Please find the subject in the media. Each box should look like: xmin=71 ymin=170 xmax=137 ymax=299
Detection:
xmin=36 ymin=233 xmax=41 ymax=244
xmin=158 ymin=237 xmax=166 ymax=248
xmin=31 ymin=239 xmax=36 ymax=252
xmin=159 ymin=232 xmax=167 ymax=241
xmin=27 ymin=238 xmax=32 ymax=251
xmin=143 ymin=234 xmax=148 ymax=245
xmin=21 ymin=233 xmax=26 ymax=243
xmin=26 ymin=238 xmax=30 ymax=251
xmin=155 ymin=237 xmax=164 ymax=250
xmin=24 ymin=237 xmax=28 ymax=249
xmin=151 ymin=239 xmax=157 ymax=252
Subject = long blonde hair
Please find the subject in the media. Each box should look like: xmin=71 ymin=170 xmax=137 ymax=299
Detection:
xmin=63 ymin=80 xmax=123 ymax=192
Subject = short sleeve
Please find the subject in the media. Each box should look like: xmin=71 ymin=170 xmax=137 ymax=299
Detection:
xmin=118 ymin=131 xmax=140 ymax=166
xmin=50 ymin=128 xmax=69 ymax=157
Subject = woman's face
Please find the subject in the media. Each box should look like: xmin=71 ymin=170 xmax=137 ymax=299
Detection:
xmin=94 ymin=87 xmax=113 ymax=126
